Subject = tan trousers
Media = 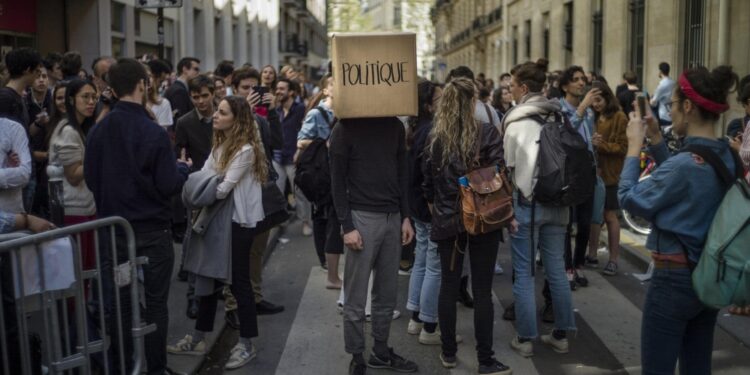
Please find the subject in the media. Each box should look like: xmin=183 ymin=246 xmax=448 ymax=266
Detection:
xmin=224 ymin=229 xmax=271 ymax=311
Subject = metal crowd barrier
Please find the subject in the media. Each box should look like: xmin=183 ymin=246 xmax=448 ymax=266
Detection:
xmin=0 ymin=216 xmax=154 ymax=375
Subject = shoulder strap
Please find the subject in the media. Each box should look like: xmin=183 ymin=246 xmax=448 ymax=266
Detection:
xmin=483 ymin=103 xmax=495 ymax=127
xmin=316 ymin=106 xmax=332 ymax=127
xmin=681 ymin=144 xmax=735 ymax=188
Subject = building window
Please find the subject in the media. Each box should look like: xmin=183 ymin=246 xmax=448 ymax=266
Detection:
xmin=394 ymin=3 xmax=402 ymax=28
xmin=134 ymin=9 xmax=141 ymax=37
xmin=112 ymin=37 xmax=125 ymax=58
xmin=111 ymin=2 xmax=125 ymax=33
xmin=592 ymin=0 xmax=603 ymax=74
xmin=563 ymin=2 xmax=573 ymax=52
xmin=683 ymin=0 xmax=705 ymax=68
xmin=524 ymin=20 xmax=531 ymax=60
xmin=629 ymin=0 xmax=645 ymax=87
xmin=512 ymin=25 xmax=518 ymax=65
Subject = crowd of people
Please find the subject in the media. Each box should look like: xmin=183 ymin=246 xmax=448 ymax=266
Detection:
xmin=1 ymin=43 xmax=750 ymax=375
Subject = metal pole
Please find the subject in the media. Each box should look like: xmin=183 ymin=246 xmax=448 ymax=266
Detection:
xmin=158 ymin=7 xmax=165 ymax=59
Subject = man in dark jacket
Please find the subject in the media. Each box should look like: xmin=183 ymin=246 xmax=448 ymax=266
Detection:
xmin=85 ymin=58 xmax=191 ymax=375
xmin=329 ymin=117 xmax=417 ymax=374
xmin=165 ymin=57 xmax=200 ymax=121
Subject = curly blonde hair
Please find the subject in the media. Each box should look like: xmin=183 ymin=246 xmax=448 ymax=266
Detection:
xmin=429 ymin=77 xmax=479 ymax=168
xmin=212 ymin=96 xmax=269 ymax=182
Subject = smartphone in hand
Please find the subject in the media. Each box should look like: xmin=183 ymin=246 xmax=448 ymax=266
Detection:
xmin=636 ymin=94 xmax=648 ymax=119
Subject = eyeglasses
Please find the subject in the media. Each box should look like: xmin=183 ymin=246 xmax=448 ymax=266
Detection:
xmin=77 ymin=94 xmax=98 ymax=102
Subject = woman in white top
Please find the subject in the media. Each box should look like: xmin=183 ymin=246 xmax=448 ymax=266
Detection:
xmin=145 ymin=61 xmax=174 ymax=130
xmin=48 ymin=78 xmax=97 ymax=270
xmin=168 ymin=96 xmax=268 ymax=370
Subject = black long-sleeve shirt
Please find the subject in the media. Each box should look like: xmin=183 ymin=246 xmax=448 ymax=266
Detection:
xmin=329 ymin=117 xmax=409 ymax=233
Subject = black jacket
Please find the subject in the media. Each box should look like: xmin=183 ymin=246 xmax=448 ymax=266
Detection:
xmin=409 ymin=118 xmax=433 ymax=223
xmin=85 ymin=101 xmax=189 ymax=233
xmin=422 ymin=122 xmax=504 ymax=241
xmin=164 ymin=80 xmax=193 ymax=121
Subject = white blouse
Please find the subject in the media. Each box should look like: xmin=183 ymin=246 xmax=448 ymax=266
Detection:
xmin=202 ymin=143 xmax=264 ymax=228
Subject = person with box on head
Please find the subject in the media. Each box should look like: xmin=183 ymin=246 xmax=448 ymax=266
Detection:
xmin=330 ymin=112 xmax=418 ymax=375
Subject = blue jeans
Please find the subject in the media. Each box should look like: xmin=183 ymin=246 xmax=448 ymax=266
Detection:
xmin=641 ymin=268 xmax=718 ymax=375
xmin=406 ymin=220 xmax=441 ymax=323
xmin=511 ymin=195 xmax=575 ymax=338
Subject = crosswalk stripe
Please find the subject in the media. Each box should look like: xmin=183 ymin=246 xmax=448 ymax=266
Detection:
xmin=450 ymin=292 xmax=540 ymax=375
xmin=571 ymin=271 xmax=644 ymax=374
xmin=275 ymin=268 xmax=349 ymax=375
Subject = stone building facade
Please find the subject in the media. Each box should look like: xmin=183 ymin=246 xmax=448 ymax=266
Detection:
xmin=433 ymin=0 xmax=750 ymax=120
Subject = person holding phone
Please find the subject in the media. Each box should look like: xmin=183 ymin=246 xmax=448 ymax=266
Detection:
xmin=619 ymin=65 xmax=742 ymax=374
xmin=558 ymin=66 xmax=601 ymax=289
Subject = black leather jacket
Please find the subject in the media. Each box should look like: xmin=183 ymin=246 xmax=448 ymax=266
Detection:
xmin=422 ymin=122 xmax=505 ymax=241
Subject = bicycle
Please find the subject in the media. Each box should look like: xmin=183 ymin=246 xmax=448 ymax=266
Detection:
xmin=621 ymin=150 xmax=655 ymax=235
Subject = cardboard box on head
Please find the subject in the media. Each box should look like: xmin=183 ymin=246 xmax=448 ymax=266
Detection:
xmin=331 ymin=32 xmax=418 ymax=119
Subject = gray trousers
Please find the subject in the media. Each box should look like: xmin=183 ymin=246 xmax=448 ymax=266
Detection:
xmin=343 ymin=210 xmax=402 ymax=354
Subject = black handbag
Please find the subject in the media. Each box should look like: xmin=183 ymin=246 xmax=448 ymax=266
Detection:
xmin=254 ymin=181 xmax=290 ymax=233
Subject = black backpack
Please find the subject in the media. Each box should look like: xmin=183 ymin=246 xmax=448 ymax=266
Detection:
xmin=531 ymin=112 xmax=595 ymax=207
xmin=294 ymin=107 xmax=333 ymax=205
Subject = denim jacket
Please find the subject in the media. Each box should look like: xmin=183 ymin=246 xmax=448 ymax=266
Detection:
xmin=618 ymin=137 xmax=737 ymax=262
xmin=559 ymin=98 xmax=595 ymax=152
xmin=297 ymin=101 xmax=334 ymax=141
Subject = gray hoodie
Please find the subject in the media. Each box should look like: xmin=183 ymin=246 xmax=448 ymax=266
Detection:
xmin=501 ymin=94 xmax=561 ymax=200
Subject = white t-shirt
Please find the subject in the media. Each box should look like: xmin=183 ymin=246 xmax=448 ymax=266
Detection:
xmin=151 ymin=98 xmax=174 ymax=128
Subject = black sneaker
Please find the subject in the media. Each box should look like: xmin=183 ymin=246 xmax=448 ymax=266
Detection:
xmin=478 ymin=359 xmax=512 ymax=375
xmin=256 ymin=300 xmax=284 ymax=315
xmin=186 ymin=298 xmax=199 ymax=320
xmin=541 ymin=302 xmax=555 ymax=323
xmin=349 ymin=359 xmax=366 ymax=375
xmin=585 ymin=256 xmax=599 ymax=268
xmin=574 ymin=268 xmax=589 ymax=288
xmin=225 ymin=309 xmax=240 ymax=330
xmin=440 ymin=352 xmax=457 ymax=369
xmin=367 ymin=348 xmax=418 ymax=373
xmin=502 ymin=302 xmax=516 ymax=321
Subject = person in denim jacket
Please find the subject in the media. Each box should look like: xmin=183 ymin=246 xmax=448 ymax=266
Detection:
xmin=618 ymin=65 xmax=740 ymax=374
xmin=503 ymin=61 xmax=575 ymax=358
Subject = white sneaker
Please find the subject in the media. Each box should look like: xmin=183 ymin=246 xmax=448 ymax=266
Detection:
xmin=418 ymin=328 xmax=463 ymax=345
xmin=166 ymin=334 xmax=206 ymax=356
xmin=225 ymin=342 xmax=257 ymax=369
xmin=302 ymin=223 xmax=313 ymax=236
xmin=541 ymin=332 xmax=569 ymax=354
xmin=494 ymin=263 xmax=504 ymax=275
xmin=407 ymin=319 xmax=423 ymax=335
xmin=510 ymin=336 xmax=534 ymax=357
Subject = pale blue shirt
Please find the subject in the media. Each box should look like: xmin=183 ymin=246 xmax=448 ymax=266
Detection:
xmin=653 ymin=77 xmax=675 ymax=123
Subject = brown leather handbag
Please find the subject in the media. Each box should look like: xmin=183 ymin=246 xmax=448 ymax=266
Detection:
xmin=459 ymin=131 xmax=514 ymax=235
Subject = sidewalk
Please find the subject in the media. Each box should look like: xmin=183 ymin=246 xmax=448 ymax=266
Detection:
xmin=614 ymin=227 xmax=750 ymax=349
xmin=166 ymin=226 xmax=284 ymax=375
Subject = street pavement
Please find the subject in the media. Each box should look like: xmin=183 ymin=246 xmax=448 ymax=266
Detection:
xmin=169 ymin=221 xmax=750 ymax=375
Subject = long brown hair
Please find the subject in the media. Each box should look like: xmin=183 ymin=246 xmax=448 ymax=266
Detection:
xmin=429 ymin=77 xmax=478 ymax=168
xmin=306 ymin=74 xmax=332 ymax=114
xmin=213 ymin=96 xmax=269 ymax=182
xmin=592 ymin=80 xmax=621 ymax=119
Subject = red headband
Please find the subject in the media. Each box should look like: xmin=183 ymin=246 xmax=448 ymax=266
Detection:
xmin=678 ymin=72 xmax=730 ymax=114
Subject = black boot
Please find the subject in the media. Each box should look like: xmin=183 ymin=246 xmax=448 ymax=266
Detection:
xmin=186 ymin=298 xmax=199 ymax=319
xmin=458 ymin=276 xmax=474 ymax=308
